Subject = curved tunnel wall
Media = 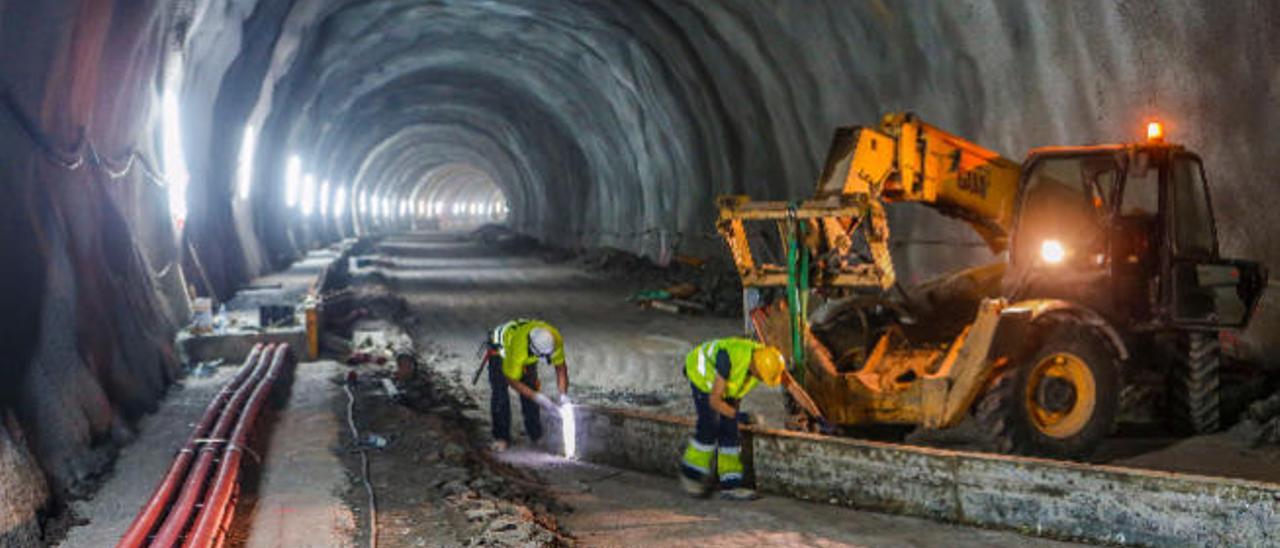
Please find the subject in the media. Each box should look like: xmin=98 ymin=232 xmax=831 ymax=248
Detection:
xmin=1 ymin=0 xmax=1279 ymax=542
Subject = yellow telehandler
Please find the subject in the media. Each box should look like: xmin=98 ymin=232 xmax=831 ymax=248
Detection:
xmin=719 ymin=113 xmax=1267 ymax=458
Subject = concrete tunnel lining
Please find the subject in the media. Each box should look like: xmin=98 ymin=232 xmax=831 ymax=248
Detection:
xmin=3 ymin=0 xmax=1280 ymax=544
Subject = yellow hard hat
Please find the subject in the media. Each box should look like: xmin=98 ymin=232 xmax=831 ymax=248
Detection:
xmin=752 ymin=346 xmax=785 ymax=387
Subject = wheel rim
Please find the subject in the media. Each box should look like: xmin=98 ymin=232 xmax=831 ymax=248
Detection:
xmin=1024 ymin=352 xmax=1097 ymax=438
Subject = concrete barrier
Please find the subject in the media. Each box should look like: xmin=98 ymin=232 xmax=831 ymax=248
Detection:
xmin=543 ymin=405 xmax=1279 ymax=546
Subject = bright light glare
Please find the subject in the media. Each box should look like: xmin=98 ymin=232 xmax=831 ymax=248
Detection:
xmin=561 ymin=403 xmax=576 ymax=459
xmin=334 ymin=187 xmax=347 ymax=218
xmin=434 ymin=201 xmax=444 ymax=216
xmin=1040 ymin=239 xmax=1066 ymax=264
xmin=236 ymin=125 xmax=256 ymax=200
xmin=301 ymin=174 xmax=316 ymax=216
xmin=1146 ymin=121 xmax=1164 ymax=141
xmin=358 ymin=191 xmax=368 ymax=213
xmin=284 ymin=155 xmax=302 ymax=208
xmin=319 ymin=180 xmax=331 ymax=216
xmin=382 ymin=197 xmax=392 ymax=218
xmin=161 ymin=90 xmax=190 ymax=227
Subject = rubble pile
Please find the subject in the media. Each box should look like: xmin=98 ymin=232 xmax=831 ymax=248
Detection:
xmin=469 ymin=225 xmax=744 ymax=317
xmin=1233 ymin=390 xmax=1280 ymax=446
xmin=330 ymin=276 xmax=570 ymax=546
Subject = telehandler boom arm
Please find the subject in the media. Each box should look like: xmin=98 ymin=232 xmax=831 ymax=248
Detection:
xmin=718 ymin=112 xmax=1021 ymax=290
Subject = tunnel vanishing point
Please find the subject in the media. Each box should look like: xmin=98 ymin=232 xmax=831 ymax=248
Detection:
xmin=2 ymin=1 xmax=1280 ymax=546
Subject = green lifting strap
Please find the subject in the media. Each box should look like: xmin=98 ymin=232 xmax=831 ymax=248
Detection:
xmin=784 ymin=203 xmax=808 ymax=386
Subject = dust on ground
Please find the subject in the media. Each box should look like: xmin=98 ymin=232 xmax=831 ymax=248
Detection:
xmin=361 ymin=231 xmax=1083 ymax=546
xmin=55 ymin=368 xmax=238 ymax=547
xmin=322 ymin=289 xmax=571 ymax=547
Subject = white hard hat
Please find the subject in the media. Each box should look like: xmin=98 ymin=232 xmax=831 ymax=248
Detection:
xmin=529 ymin=328 xmax=555 ymax=357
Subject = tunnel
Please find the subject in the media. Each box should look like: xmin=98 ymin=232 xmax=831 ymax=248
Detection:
xmin=2 ymin=1 xmax=1279 ymax=546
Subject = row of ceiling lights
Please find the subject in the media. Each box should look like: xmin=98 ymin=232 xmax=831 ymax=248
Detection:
xmin=165 ymin=101 xmax=507 ymax=229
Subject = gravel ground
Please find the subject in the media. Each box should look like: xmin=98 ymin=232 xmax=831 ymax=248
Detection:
xmin=374 ymin=231 xmax=1081 ymax=546
xmin=55 ymin=369 xmax=235 ymax=547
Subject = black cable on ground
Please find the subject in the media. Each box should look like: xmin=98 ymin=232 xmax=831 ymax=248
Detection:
xmin=344 ymin=380 xmax=378 ymax=548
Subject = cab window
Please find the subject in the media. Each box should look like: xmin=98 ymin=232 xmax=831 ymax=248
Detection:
xmin=1015 ymin=155 xmax=1119 ymax=265
xmin=1119 ymin=156 xmax=1159 ymax=217
xmin=1170 ymin=157 xmax=1215 ymax=257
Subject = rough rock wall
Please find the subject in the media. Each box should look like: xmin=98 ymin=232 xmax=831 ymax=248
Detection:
xmin=238 ymin=0 xmax=1278 ymax=355
xmin=0 ymin=1 xmax=186 ymax=543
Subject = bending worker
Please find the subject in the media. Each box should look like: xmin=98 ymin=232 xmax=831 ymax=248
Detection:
xmin=483 ymin=318 xmax=570 ymax=452
xmin=679 ymin=337 xmax=822 ymax=500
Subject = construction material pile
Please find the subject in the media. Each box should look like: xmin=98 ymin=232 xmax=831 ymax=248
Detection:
xmin=1234 ymin=390 xmax=1280 ymax=446
xmin=577 ymin=247 xmax=742 ymax=316
xmin=327 ymin=266 xmax=571 ymax=546
xmin=470 ymin=225 xmax=743 ymax=316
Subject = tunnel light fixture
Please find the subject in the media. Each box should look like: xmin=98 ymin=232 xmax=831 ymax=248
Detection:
xmin=334 ymin=186 xmax=347 ymax=218
xmin=434 ymin=201 xmax=444 ymax=216
xmin=301 ymin=173 xmax=316 ymax=216
xmin=382 ymin=197 xmax=392 ymax=219
xmin=237 ymin=125 xmax=256 ymax=200
xmin=358 ymin=191 xmax=368 ymax=214
xmin=319 ymin=180 xmax=331 ymax=216
xmin=400 ymin=199 xmax=409 ymax=217
xmin=161 ymin=89 xmax=190 ymax=228
xmin=284 ymin=155 xmax=302 ymax=208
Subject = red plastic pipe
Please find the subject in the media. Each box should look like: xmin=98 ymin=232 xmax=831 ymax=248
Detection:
xmin=117 ymin=344 xmax=266 ymax=548
xmin=184 ymin=343 xmax=294 ymax=548
xmin=148 ymin=343 xmax=278 ymax=546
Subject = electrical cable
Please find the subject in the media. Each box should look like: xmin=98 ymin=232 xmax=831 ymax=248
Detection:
xmin=344 ymin=381 xmax=378 ymax=548
xmin=0 ymin=83 xmax=167 ymax=185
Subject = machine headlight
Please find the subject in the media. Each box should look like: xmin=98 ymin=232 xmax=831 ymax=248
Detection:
xmin=1040 ymin=239 xmax=1066 ymax=265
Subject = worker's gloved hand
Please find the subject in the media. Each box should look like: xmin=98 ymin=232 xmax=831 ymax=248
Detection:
xmin=533 ymin=393 xmax=556 ymax=411
xmin=558 ymin=393 xmax=572 ymax=406
xmin=734 ymin=412 xmax=758 ymax=426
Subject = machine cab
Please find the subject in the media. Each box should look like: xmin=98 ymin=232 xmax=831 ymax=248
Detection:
xmin=1010 ymin=135 xmax=1266 ymax=330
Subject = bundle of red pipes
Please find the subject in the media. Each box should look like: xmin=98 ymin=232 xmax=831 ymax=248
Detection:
xmin=118 ymin=342 xmax=296 ymax=548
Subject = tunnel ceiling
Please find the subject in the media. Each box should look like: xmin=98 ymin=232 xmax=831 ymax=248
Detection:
xmin=181 ymin=0 xmax=1280 ymax=274
xmin=2 ymin=1 xmax=1280 ymax=527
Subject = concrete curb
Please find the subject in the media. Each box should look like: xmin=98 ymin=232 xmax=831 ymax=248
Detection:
xmin=542 ymin=405 xmax=1279 ymax=546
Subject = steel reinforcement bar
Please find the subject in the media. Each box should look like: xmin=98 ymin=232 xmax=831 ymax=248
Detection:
xmin=542 ymin=405 xmax=1279 ymax=546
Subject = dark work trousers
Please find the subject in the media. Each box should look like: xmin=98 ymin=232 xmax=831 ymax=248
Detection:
xmin=690 ymin=383 xmax=740 ymax=452
xmin=488 ymin=354 xmax=542 ymax=443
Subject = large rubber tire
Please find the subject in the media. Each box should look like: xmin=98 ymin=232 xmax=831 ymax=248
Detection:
xmin=974 ymin=322 xmax=1120 ymax=459
xmin=1169 ymin=332 xmax=1221 ymax=434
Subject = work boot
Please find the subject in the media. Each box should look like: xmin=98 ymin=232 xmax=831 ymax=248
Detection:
xmin=489 ymin=439 xmax=509 ymax=453
xmin=719 ymin=487 xmax=759 ymax=501
xmin=679 ymin=474 xmax=709 ymax=497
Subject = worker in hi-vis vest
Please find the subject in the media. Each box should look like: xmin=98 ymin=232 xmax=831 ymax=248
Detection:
xmin=481 ymin=319 xmax=569 ymax=452
xmin=678 ymin=337 xmax=790 ymax=500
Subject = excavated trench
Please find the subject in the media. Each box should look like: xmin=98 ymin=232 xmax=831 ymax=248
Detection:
xmin=3 ymin=1 xmax=1280 ymax=545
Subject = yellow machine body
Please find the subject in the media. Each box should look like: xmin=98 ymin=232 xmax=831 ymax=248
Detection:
xmin=718 ymin=112 xmax=1058 ymax=428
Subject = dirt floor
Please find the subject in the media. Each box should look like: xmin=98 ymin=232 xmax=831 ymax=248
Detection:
xmin=54 ymin=230 xmax=1277 ymax=547
xmin=54 ymin=369 xmax=235 ymax=547
xmin=366 ymin=231 xmax=1085 ymax=546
